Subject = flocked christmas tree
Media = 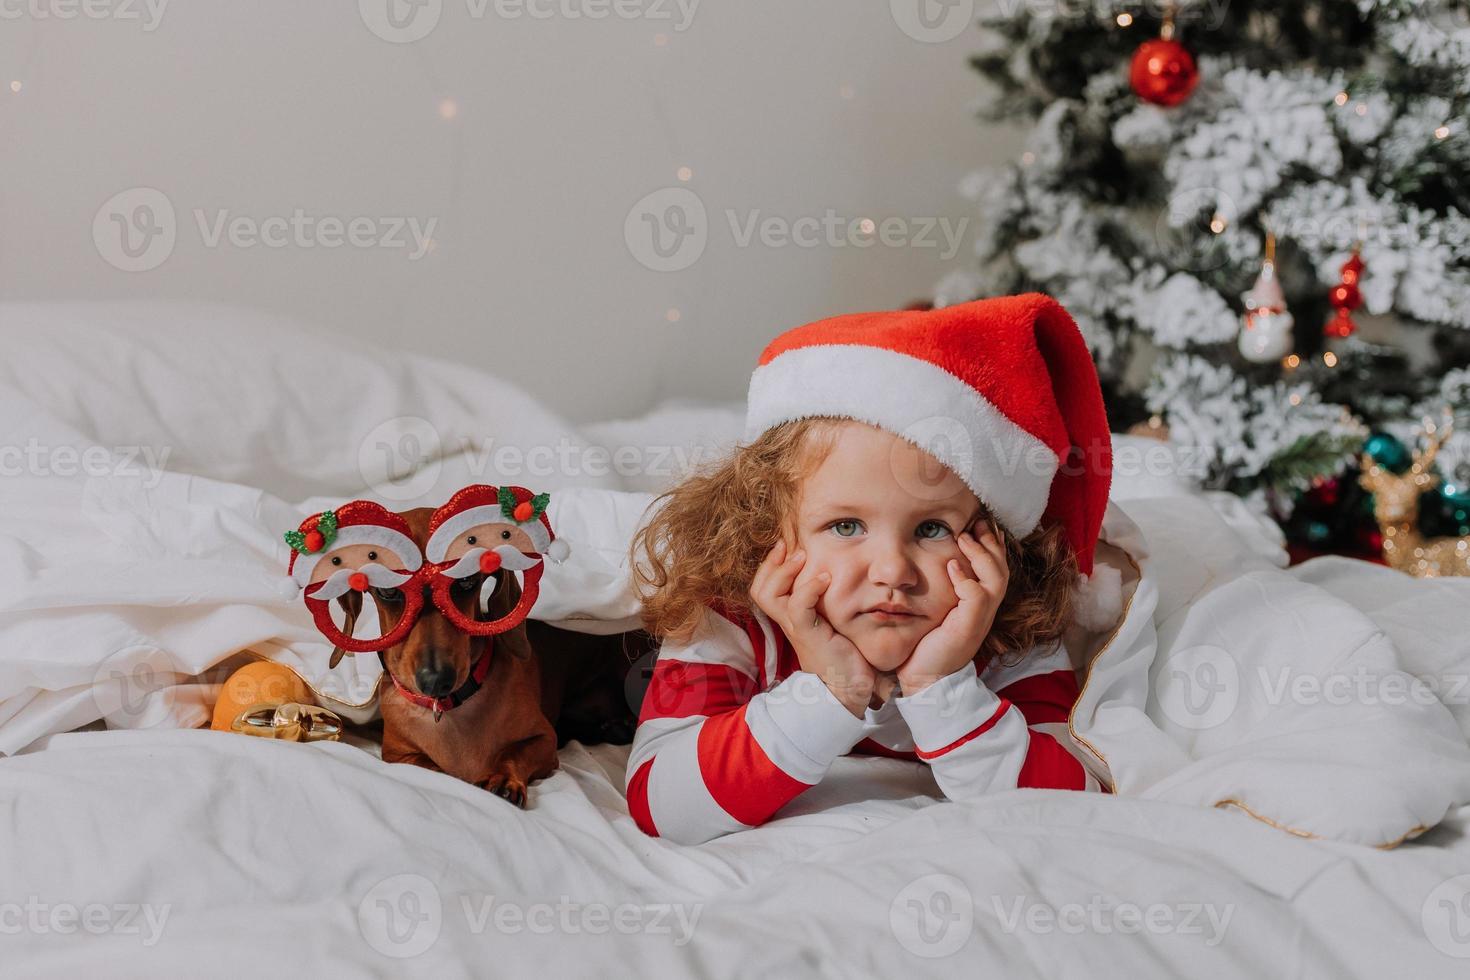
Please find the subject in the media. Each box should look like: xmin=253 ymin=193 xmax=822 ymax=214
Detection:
xmin=936 ymin=0 xmax=1470 ymax=556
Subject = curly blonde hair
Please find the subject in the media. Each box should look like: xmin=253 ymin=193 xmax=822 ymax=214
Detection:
xmin=631 ymin=418 xmax=1078 ymax=669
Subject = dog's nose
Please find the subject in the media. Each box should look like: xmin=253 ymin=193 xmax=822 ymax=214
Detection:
xmin=415 ymin=661 xmax=457 ymax=698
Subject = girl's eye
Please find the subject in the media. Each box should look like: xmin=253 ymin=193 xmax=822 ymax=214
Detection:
xmin=830 ymin=519 xmax=863 ymax=538
xmin=452 ymin=575 xmax=479 ymax=596
xmin=372 ymin=586 xmax=402 ymax=603
xmin=917 ymin=520 xmax=952 ymax=540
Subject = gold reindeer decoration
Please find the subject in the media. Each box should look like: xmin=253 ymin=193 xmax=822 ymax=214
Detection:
xmin=1358 ymin=414 xmax=1470 ymax=577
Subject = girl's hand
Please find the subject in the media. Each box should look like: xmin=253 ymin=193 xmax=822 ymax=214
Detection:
xmin=751 ymin=539 xmax=876 ymax=718
xmin=897 ymin=521 xmax=1009 ymax=696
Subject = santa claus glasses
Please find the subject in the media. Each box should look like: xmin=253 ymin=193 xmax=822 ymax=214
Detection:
xmin=281 ymin=485 xmax=569 ymax=656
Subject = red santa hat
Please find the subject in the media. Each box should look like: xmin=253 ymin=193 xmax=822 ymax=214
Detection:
xmin=283 ymin=500 xmax=423 ymax=593
xmin=744 ymin=294 xmax=1118 ymax=623
xmin=424 ymin=484 xmax=569 ymax=565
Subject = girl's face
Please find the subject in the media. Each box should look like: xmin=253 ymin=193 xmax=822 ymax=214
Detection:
xmin=789 ymin=421 xmax=986 ymax=672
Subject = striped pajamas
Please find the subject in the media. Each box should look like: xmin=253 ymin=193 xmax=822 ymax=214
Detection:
xmin=625 ymin=602 xmax=1102 ymax=844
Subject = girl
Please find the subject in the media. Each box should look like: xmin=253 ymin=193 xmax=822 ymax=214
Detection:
xmin=625 ymin=294 xmax=1118 ymax=844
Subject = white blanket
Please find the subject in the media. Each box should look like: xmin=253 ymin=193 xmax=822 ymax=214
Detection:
xmin=4 ymin=303 xmax=1470 ymax=976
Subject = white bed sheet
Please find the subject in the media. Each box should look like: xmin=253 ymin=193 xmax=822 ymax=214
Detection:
xmin=3 ymin=302 xmax=1470 ymax=977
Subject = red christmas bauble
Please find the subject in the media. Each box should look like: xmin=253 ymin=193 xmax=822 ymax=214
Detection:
xmin=1324 ymin=308 xmax=1357 ymax=339
xmin=304 ymin=529 xmax=324 ymax=552
xmin=1130 ymin=38 xmax=1199 ymax=107
xmin=1329 ymin=282 xmax=1361 ymax=310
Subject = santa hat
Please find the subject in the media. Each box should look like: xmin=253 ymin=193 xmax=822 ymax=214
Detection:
xmin=744 ymin=293 xmax=1120 ymax=626
xmin=424 ymin=485 xmax=569 ymax=565
xmin=283 ymin=500 xmax=422 ymax=593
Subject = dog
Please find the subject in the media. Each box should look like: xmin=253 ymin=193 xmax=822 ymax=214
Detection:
xmin=333 ymin=506 xmax=641 ymax=807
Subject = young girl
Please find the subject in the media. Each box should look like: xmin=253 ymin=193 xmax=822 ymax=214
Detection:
xmin=625 ymin=293 xmax=1117 ymax=844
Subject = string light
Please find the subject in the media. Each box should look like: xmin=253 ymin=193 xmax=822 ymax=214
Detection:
xmin=665 ymin=308 xmax=681 ymax=323
xmin=1209 ymin=213 xmax=1227 ymax=234
xmin=1116 ymin=12 xmax=1133 ymax=26
xmin=858 ymin=218 xmax=876 ymax=235
xmin=8 ymin=80 xmax=20 ymax=93
xmin=1435 ymin=125 xmax=1451 ymax=140
xmin=676 ymin=166 xmax=692 ymax=182
xmin=1283 ymin=353 xmax=1301 ymax=369
xmin=839 ymin=83 xmax=856 ymax=100
xmin=1020 ymin=151 xmax=1036 ymax=165
xmin=1323 ymin=350 xmax=1338 ymax=367
xmin=1334 ymin=91 xmax=1349 ymax=106
xmin=1289 ymin=393 xmax=1303 ymax=406
xmin=438 ymin=97 xmax=458 ymax=120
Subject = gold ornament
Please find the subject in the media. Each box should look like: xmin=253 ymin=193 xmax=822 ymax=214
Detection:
xmin=230 ymin=702 xmax=344 ymax=742
xmin=1358 ymin=414 xmax=1470 ymax=578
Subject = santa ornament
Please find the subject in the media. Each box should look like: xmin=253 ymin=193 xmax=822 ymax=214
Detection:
xmin=1238 ymin=231 xmax=1295 ymax=363
xmin=744 ymin=292 xmax=1122 ymax=629
xmin=281 ymin=485 xmax=569 ymax=661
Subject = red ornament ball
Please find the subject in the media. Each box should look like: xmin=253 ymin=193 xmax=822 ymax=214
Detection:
xmin=1130 ymin=38 xmax=1199 ymax=107
xmin=1329 ymin=282 xmax=1361 ymax=310
xmin=304 ymin=529 xmax=324 ymax=552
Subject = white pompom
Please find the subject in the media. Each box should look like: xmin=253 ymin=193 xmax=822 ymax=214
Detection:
xmin=277 ymin=576 xmax=303 ymax=602
xmin=1073 ymin=564 xmax=1123 ymax=632
xmin=545 ymin=538 xmax=570 ymax=563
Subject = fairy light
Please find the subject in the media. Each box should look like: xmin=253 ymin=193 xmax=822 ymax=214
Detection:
xmin=858 ymin=218 xmax=876 ymax=235
xmin=1334 ymin=91 xmax=1349 ymax=106
xmin=665 ymin=308 xmax=681 ymax=323
xmin=8 ymin=80 xmax=20 ymax=93
xmin=438 ymin=97 xmax=458 ymax=120
xmin=1020 ymin=151 xmax=1036 ymax=165
xmin=1435 ymin=125 xmax=1451 ymax=140
xmin=1323 ymin=350 xmax=1339 ymax=367
xmin=676 ymin=166 xmax=693 ymax=182
xmin=1283 ymin=353 xmax=1301 ymax=369
xmin=839 ymin=83 xmax=856 ymax=100
xmin=1289 ymin=393 xmax=1303 ymax=406
xmin=1116 ymin=12 xmax=1133 ymax=26
xmin=1354 ymin=103 xmax=1367 ymax=116
xmin=1209 ymin=213 xmax=1227 ymax=234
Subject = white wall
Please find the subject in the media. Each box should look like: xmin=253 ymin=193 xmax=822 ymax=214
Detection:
xmin=0 ymin=0 xmax=1015 ymax=421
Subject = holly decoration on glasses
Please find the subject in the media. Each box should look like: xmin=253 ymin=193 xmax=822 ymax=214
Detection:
xmin=498 ymin=486 xmax=550 ymax=525
xmin=283 ymin=510 xmax=339 ymax=555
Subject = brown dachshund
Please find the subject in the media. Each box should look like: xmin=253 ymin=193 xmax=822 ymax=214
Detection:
xmin=334 ymin=507 xmax=641 ymax=807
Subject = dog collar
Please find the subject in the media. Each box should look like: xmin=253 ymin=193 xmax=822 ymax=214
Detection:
xmin=380 ymin=639 xmax=493 ymax=720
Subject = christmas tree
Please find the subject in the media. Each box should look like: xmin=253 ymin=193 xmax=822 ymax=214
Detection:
xmin=936 ymin=0 xmax=1470 ymax=552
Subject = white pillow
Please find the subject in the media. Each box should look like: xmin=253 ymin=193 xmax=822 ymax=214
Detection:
xmin=0 ymin=301 xmax=622 ymax=503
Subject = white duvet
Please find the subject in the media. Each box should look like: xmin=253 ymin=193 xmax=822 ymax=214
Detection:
xmin=3 ymin=303 xmax=1470 ymax=978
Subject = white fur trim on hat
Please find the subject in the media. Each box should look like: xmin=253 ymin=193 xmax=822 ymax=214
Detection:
xmin=291 ymin=524 xmax=423 ymax=588
xmin=1072 ymin=563 xmax=1123 ymax=632
xmin=744 ymin=344 xmax=1060 ymax=536
xmin=424 ymin=504 xmax=551 ymax=563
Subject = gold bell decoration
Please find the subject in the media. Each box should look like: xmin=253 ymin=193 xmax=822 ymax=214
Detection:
xmin=1358 ymin=413 xmax=1470 ymax=578
xmin=230 ymin=701 xmax=344 ymax=742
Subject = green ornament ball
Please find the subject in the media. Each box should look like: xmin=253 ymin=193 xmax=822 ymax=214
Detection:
xmin=1364 ymin=432 xmax=1411 ymax=474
